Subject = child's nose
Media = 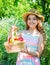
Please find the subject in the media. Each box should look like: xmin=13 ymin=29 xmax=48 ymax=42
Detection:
xmin=30 ymin=19 xmax=33 ymax=22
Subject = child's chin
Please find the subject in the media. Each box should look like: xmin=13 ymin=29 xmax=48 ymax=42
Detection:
xmin=30 ymin=26 xmax=34 ymax=28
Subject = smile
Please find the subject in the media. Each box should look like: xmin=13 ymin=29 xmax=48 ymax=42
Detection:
xmin=32 ymin=22 xmax=35 ymax=24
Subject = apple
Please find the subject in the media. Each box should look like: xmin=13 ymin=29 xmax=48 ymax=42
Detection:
xmin=18 ymin=37 xmax=24 ymax=41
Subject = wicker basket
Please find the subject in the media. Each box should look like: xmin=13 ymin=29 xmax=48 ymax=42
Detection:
xmin=4 ymin=41 xmax=24 ymax=53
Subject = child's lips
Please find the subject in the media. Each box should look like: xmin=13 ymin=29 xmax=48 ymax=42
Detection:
xmin=32 ymin=22 xmax=35 ymax=24
xmin=29 ymin=22 xmax=35 ymax=25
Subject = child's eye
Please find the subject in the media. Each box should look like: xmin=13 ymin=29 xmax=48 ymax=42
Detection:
xmin=28 ymin=18 xmax=31 ymax=20
xmin=33 ymin=18 xmax=36 ymax=20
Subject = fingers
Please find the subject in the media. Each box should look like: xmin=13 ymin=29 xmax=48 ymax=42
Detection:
xmin=25 ymin=46 xmax=28 ymax=53
xmin=21 ymin=46 xmax=28 ymax=53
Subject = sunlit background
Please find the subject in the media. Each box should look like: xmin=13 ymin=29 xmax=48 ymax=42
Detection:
xmin=0 ymin=0 xmax=50 ymax=65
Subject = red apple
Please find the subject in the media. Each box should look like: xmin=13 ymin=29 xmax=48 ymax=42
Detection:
xmin=18 ymin=37 xmax=24 ymax=41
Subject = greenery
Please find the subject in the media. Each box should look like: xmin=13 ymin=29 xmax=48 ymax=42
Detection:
xmin=0 ymin=0 xmax=50 ymax=65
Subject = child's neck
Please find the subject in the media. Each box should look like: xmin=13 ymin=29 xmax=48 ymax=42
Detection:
xmin=28 ymin=27 xmax=37 ymax=34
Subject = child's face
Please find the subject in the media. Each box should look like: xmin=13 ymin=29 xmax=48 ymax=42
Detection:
xmin=27 ymin=15 xmax=38 ymax=29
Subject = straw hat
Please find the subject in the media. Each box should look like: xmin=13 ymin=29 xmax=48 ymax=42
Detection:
xmin=23 ymin=9 xmax=44 ymax=22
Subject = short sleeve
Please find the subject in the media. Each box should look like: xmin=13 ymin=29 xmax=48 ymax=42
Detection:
xmin=38 ymin=34 xmax=43 ymax=44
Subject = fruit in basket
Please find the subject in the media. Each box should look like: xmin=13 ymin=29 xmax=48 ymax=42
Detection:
xmin=14 ymin=36 xmax=19 ymax=41
xmin=8 ymin=25 xmax=25 ymax=45
xmin=10 ymin=39 xmax=12 ymax=43
xmin=4 ymin=25 xmax=25 ymax=53
xmin=18 ymin=37 xmax=24 ymax=41
xmin=9 ymin=39 xmax=13 ymax=45
xmin=14 ymin=33 xmax=24 ymax=41
xmin=14 ymin=36 xmax=24 ymax=41
xmin=9 ymin=38 xmax=14 ymax=44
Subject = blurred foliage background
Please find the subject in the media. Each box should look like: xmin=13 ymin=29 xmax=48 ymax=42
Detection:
xmin=0 ymin=0 xmax=50 ymax=65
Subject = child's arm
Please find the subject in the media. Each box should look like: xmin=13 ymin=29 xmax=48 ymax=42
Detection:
xmin=21 ymin=34 xmax=45 ymax=57
xmin=27 ymin=34 xmax=44 ymax=57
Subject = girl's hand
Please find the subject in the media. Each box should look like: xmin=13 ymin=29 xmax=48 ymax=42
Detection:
xmin=21 ymin=46 xmax=28 ymax=53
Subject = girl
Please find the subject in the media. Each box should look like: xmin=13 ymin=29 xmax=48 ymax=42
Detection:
xmin=16 ymin=9 xmax=46 ymax=65
xmin=8 ymin=9 xmax=46 ymax=65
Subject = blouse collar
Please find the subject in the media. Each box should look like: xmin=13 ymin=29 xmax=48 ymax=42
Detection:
xmin=27 ymin=29 xmax=38 ymax=36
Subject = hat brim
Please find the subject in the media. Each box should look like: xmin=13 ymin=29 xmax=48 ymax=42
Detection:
xmin=23 ymin=12 xmax=44 ymax=22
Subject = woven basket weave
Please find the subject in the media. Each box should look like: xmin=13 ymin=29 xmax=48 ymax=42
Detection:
xmin=4 ymin=41 xmax=24 ymax=53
